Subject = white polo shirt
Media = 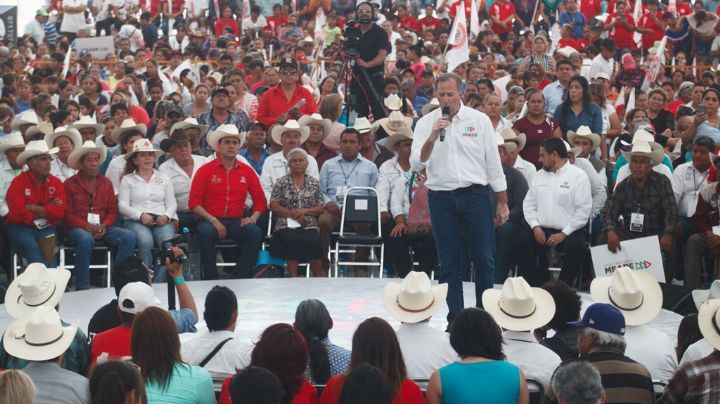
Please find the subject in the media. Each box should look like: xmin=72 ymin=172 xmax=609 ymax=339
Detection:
xmin=118 ymin=169 xmax=177 ymax=220
xmin=159 ymin=154 xmax=208 ymax=212
xmin=672 ymin=161 xmax=710 ymax=217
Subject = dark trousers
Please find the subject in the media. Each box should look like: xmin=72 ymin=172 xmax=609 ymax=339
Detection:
xmin=513 ymin=227 xmax=587 ymax=287
xmin=385 ymin=231 xmax=438 ymax=278
xmin=195 ymin=218 xmax=262 ymax=280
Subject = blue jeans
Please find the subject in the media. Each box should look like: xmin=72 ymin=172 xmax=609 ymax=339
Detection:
xmin=7 ymin=224 xmax=57 ymax=267
xmin=123 ymin=220 xmax=176 ymax=282
xmin=428 ymin=185 xmax=495 ymax=322
xmin=196 ymin=218 xmax=262 ymax=280
xmin=65 ymin=226 xmax=137 ymax=288
xmin=495 ymin=221 xmax=524 ymax=284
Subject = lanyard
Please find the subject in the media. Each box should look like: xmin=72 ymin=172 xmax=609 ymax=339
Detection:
xmin=693 ymin=169 xmax=709 ymax=192
xmin=339 ymin=159 xmax=360 ymax=185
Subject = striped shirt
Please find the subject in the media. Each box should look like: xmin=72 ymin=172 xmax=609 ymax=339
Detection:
xmin=44 ymin=20 xmax=58 ymax=46
xmin=659 ymin=350 xmax=720 ymax=404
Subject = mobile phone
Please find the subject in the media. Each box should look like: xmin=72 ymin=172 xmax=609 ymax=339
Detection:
xmin=699 ymin=105 xmax=707 ymax=114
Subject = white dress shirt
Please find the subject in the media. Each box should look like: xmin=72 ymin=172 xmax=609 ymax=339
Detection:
xmin=118 ymin=170 xmax=177 ymax=220
xmin=573 ymin=157 xmax=607 ymax=217
xmin=0 ymin=159 xmax=22 ymax=217
xmin=259 ymin=151 xmax=319 ymax=203
xmin=502 ymin=330 xmax=561 ymax=388
xmin=542 ymin=81 xmax=566 ymax=117
xmin=159 ymin=155 xmax=208 ymax=212
xmin=180 ymin=330 xmax=252 ymax=380
xmin=588 ymin=54 xmax=614 ymax=80
xmin=493 ymin=116 xmax=512 ymax=134
xmin=624 ymin=324 xmax=678 ymax=383
xmin=523 ymin=161 xmax=592 ymax=235
xmin=672 ymin=161 xmax=710 ymax=217
xmin=106 ymin=155 xmax=126 ymax=194
xmin=411 ymin=105 xmax=507 ymax=192
xmin=513 ymin=156 xmax=536 ymax=186
xmin=679 ymin=338 xmax=713 ymax=365
xmin=378 ymin=157 xmax=409 ymax=213
xmin=395 ymin=322 xmax=459 ymax=381
xmin=390 ymin=175 xmax=410 ymax=218
xmin=50 ymin=158 xmax=77 ymax=182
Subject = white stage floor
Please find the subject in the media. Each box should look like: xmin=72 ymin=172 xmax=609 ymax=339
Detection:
xmin=0 ymin=279 xmax=682 ymax=349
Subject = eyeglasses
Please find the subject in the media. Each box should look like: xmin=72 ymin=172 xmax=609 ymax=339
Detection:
xmin=280 ymin=70 xmax=298 ymax=76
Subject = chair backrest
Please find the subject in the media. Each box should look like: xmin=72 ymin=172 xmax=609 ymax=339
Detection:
xmin=340 ymin=187 xmax=380 ymax=235
xmin=526 ymin=378 xmax=544 ymax=404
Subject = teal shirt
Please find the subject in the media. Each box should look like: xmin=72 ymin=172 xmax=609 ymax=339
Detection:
xmin=611 ymin=153 xmax=674 ymax=182
xmin=145 ymin=362 xmax=215 ymax=404
xmin=439 ymin=361 xmax=521 ymax=404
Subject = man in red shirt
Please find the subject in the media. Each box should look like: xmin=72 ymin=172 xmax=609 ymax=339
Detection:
xmin=397 ymin=4 xmax=419 ymax=33
xmin=189 ymin=125 xmax=266 ymax=280
xmin=580 ymin=0 xmax=602 ymax=25
xmin=418 ymin=5 xmax=441 ymax=32
xmin=491 ymin=0 xmax=520 ymax=40
xmin=5 ymin=140 xmax=65 ymax=267
xmin=604 ymin=1 xmax=637 ymax=51
xmin=256 ymin=58 xmax=317 ymax=126
xmin=637 ymin=0 xmax=665 ymax=50
xmin=264 ymin=4 xmax=288 ymax=37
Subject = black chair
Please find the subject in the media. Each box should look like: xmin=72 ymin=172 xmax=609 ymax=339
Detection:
xmin=526 ymin=378 xmax=544 ymax=404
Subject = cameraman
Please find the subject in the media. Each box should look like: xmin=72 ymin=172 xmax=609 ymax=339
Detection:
xmin=352 ymin=1 xmax=391 ymax=119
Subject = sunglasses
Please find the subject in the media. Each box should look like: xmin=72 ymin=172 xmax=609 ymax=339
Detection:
xmin=280 ymin=69 xmax=298 ymax=75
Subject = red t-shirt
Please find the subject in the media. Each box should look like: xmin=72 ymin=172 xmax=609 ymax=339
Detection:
xmin=90 ymin=326 xmax=132 ymax=365
xmin=265 ymin=15 xmax=288 ymax=37
xmin=490 ymin=1 xmax=516 ymax=35
xmin=410 ymin=61 xmax=426 ymax=86
xmin=449 ymin=0 xmax=472 ymax=18
xmin=676 ymin=2 xmax=692 ymax=16
xmin=558 ymin=38 xmax=585 ymax=50
xmin=418 ymin=16 xmax=441 ymax=32
xmin=580 ymin=0 xmax=602 ymax=24
xmin=513 ymin=115 xmax=560 ymax=165
xmin=640 ymin=11 xmax=664 ymax=49
xmin=605 ymin=11 xmax=636 ymax=50
xmin=219 ymin=377 xmax=317 ymax=404
xmin=399 ymin=15 xmax=419 ymax=32
xmin=319 ymin=375 xmax=424 ymax=404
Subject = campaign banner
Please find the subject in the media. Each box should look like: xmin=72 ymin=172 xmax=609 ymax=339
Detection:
xmin=0 ymin=6 xmax=17 ymax=45
xmin=75 ymin=36 xmax=115 ymax=59
xmin=591 ymin=235 xmax=666 ymax=283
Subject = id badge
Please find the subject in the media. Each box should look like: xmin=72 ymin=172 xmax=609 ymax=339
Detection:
xmin=87 ymin=213 xmax=100 ymax=225
xmin=630 ymin=212 xmax=644 ymax=232
xmin=713 ymin=225 xmax=720 ymax=236
xmin=33 ymin=218 xmax=49 ymax=230
xmin=336 ymin=186 xmax=348 ymax=201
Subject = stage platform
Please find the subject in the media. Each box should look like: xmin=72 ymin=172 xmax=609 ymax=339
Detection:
xmin=0 ymin=279 xmax=682 ymax=348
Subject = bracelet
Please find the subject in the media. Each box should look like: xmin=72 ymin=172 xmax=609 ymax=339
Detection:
xmin=173 ymin=276 xmax=185 ymax=286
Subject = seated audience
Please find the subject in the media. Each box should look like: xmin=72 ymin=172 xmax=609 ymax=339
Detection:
xmin=675 ymin=314 xmax=702 ymax=362
xmin=362 ymin=116 xmax=395 ymax=168
xmin=89 ymin=360 xmax=146 ymax=404
xmin=228 ymin=366 xmax=285 ymax=404
xmin=338 ymin=364 xmax=392 ymax=404
xmin=499 ymin=128 xmax=535 ymax=186
xmin=239 ymin=122 xmax=271 ymax=175
xmin=45 ymin=126 xmax=82 ymax=182
xmin=680 ymin=281 xmax=720 ymax=364
xmin=104 ymin=119 xmax=146 ymax=192
xmin=551 ymin=361 xmax=605 ymax=404
xmin=538 ymin=281 xmax=583 ymax=360
xmin=0 ymin=133 xmax=26 ymax=273
xmin=0 ymin=369 xmax=37 ymax=404
xmin=197 ymin=87 xmax=251 ymax=155
xmin=300 ymin=113 xmax=337 ymax=170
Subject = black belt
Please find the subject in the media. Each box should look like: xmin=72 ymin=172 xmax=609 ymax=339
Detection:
xmin=448 ymin=184 xmax=484 ymax=194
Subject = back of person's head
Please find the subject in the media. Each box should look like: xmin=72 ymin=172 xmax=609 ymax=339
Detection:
xmin=251 ymin=323 xmax=308 ymax=403
xmin=449 ymin=308 xmax=504 ymax=360
xmin=551 ymin=361 xmax=604 ymax=404
xmin=542 ymin=281 xmax=582 ymax=331
xmin=350 ymin=317 xmax=406 ymax=399
xmin=229 ymin=366 xmax=285 ymax=404
xmin=338 ymin=364 xmax=392 ymax=404
xmin=0 ymin=370 xmax=36 ymax=404
xmin=90 ymin=360 xmax=147 ymax=404
xmin=294 ymin=299 xmax=333 ymax=384
xmin=204 ymin=286 xmax=238 ymax=332
xmin=131 ymin=307 xmax=182 ymax=390
xmin=112 ymin=256 xmax=151 ymax=297
xmin=676 ymin=313 xmax=702 ymax=361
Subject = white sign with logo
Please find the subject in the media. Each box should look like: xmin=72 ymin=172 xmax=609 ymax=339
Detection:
xmin=591 ymin=235 xmax=666 ymax=283
xmin=75 ymin=36 xmax=115 ymax=59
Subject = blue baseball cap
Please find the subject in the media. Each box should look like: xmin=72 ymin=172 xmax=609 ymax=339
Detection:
xmin=567 ymin=303 xmax=626 ymax=335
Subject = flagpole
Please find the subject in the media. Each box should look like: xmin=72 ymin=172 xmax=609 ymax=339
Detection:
xmin=529 ymin=0 xmax=541 ymax=31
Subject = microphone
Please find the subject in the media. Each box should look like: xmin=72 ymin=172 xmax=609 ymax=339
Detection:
xmin=439 ymin=106 xmax=450 ymax=142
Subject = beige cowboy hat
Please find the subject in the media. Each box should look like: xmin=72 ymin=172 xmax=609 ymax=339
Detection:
xmin=567 ymin=125 xmax=601 ymax=151
xmin=622 ymin=141 xmax=664 ymax=166
xmin=4 ymin=263 xmax=71 ymax=319
xmin=68 ymin=140 xmax=108 ymax=170
xmin=110 ymin=119 xmax=148 ymax=145
xmin=25 ymin=122 xmax=54 ymax=141
xmin=590 ymin=266 xmax=663 ymax=326
xmin=45 ymin=126 xmax=82 ymax=149
xmin=353 ymin=117 xmax=372 ymax=134
xmin=207 ymin=124 xmax=247 ymax=151
xmin=498 ymin=128 xmax=527 ymax=151
xmin=17 ymin=140 xmax=58 ymax=166
xmin=383 ymin=271 xmax=448 ymax=324
xmin=693 ymin=280 xmax=720 ymax=311
xmin=562 ymin=139 xmax=583 ymax=157
xmin=10 ymin=110 xmax=39 ymax=130
xmin=385 ymin=128 xmax=413 ymax=152
xmin=384 ymin=94 xmax=403 ymax=111
xmin=556 ymin=46 xmax=578 ymax=58
xmin=494 ymin=132 xmax=506 ymax=146
xmin=421 ymin=98 xmax=440 ymax=116
xmin=71 ymin=115 xmax=105 ymax=138
xmin=0 ymin=132 xmax=25 ymax=155
xmin=298 ymin=113 xmax=332 ymax=138
xmin=271 ymin=119 xmax=310 ymax=145
xmin=3 ymin=306 xmax=78 ymax=362
xmin=124 ymin=138 xmax=162 ymax=160
xmin=698 ymin=298 xmax=720 ymax=351
xmin=482 ymin=277 xmax=556 ymax=331
xmin=169 ymin=117 xmax=209 ymax=138
xmin=372 ymin=111 xmax=413 ymax=136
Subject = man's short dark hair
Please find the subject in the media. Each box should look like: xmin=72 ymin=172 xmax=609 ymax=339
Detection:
xmin=112 ymin=256 xmax=151 ymax=297
xmin=421 ymin=71 xmax=434 ymax=78
xmin=556 ymin=59 xmax=575 ymax=70
xmin=140 ymin=12 xmax=151 ymax=20
xmin=540 ymin=137 xmax=569 ymax=159
xmin=229 ymin=366 xmax=284 ymax=404
xmin=220 ymin=54 xmax=233 ymax=63
xmin=477 ymin=78 xmax=494 ymax=90
xmin=111 ymin=102 xmax=129 ymax=116
xmin=693 ymin=135 xmax=716 ymax=152
xmin=204 ymin=286 xmax=238 ymax=332
xmin=600 ymin=38 xmax=616 ymax=52
xmin=340 ymin=128 xmax=360 ymax=141
xmin=543 ymin=280 xmax=582 ymax=330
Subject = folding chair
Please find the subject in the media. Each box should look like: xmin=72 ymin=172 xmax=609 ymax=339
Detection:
xmin=332 ymin=187 xmax=384 ymax=278
xmin=59 ymin=240 xmax=113 ymax=288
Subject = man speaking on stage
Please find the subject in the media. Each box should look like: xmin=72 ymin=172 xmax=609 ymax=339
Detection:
xmin=410 ymin=73 xmax=509 ymax=325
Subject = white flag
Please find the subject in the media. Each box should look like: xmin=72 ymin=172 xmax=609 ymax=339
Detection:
xmin=470 ymin=0 xmax=480 ymax=36
xmin=641 ymin=35 xmax=667 ymax=91
xmin=626 ymin=88 xmax=636 ymax=114
xmin=446 ymin=4 xmax=470 ymax=74
xmin=62 ymin=44 xmax=72 ymax=79
xmin=314 ymin=8 xmax=326 ymax=39
xmin=632 ymin=0 xmax=643 ymax=44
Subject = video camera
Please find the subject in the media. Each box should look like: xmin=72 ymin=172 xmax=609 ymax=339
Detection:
xmin=343 ymin=19 xmax=362 ymax=57
xmin=151 ymin=228 xmax=191 ymax=268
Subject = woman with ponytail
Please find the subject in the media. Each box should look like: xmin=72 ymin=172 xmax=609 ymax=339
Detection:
xmin=89 ymin=360 xmax=147 ymax=404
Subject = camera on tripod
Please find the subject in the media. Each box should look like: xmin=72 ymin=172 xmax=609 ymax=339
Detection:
xmin=151 ymin=231 xmax=190 ymax=267
xmin=343 ymin=19 xmax=362 ymax=57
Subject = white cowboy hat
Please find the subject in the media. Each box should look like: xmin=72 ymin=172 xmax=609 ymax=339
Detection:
xmin=68 ymin=140 xmax=108 ymax=170
xmin=383 ymin=271 xmax=448 ymax=323
xmin=110 ymin=119 xmax=147 ymax=145
xmin=25 ymin=122 xmax=54 ymax=141
xmin=693 ymin=280 xmax=720 ymax=311
xmin=353 ymin=117 xmax=372 ymax=134
xmin=622 ymin=141 xmax=664 ymax=166
xmin=3 ymin=306 xmax=78 ymax=362
xmin=482 ymin=277 xmax=556 ymax=331
xmin=421 ymin=98 xmax=440 ymax=116
xmin=590 ymin=266 xmax=663 ymax=326
xmin=630 ymin=129 xmax=656 ymax=144
xmin=494 ymin=132 xmax=505 ymax=146
xmin=0 ymin=132 xmax=25 ymax=155
xmin=498 ymin=128 xmax=527 ymax=151
xmin=45 ymin=127 xmax=82 ymax=150
xmin=271 ymin=119 xmax=310 ymax=145
xmin=17 ymin=140 xmax=58 ymax=166
xmin=384 ymin=94 xmax=403 ymax=111
xmin=556 ymin=46 xmax=579 ymax=58
xmin=124 ymin=138 xmax=162 ymax=160
xmin=10 ymin=110 xmax=39 ymax=130
xmin=169 ymin=117 xmax=209 ymax=138
xmin=207 ymin=124 xmax=247 ymax=151
xmin=298 ymin=113 xmax=332 ymax=139
xmin=372 ymin=111 xmax=413 ymax=136
xmin=71 ymin=115 xmax=105 ymax=138
xmin=567 ymin=125 xmax=601 ymax=152
xmin=562 ymin=139 xmax=583 ymax=157
xmin=4 ymin=263 xmax=71 ymax=319
xmin=698 ymin=298 xmax=720 ymax=351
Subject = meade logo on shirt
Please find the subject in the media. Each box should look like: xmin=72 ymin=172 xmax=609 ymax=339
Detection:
xmin=560 ymin=182 xmax=570 ymax=189
xmin=462 ymin=126 xmax=478 ymax=138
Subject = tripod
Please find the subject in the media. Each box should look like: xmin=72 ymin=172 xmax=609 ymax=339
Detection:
xmin=333 ymin=52 xmax=387 ymax=124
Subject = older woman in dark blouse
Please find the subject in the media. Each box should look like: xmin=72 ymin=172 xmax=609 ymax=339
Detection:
xmin=269 ymin=148 xmax=325 ymax=277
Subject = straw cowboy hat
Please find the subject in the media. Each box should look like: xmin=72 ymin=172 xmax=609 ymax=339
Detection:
xmin=0 ymin=132 xmax=25 ymax=155
xmin=298 ymin=113 xmax=332 ymax=138
xmin=567 ymin=125 xmax=601 ymax=151
xmin=169 ymin=117 xmax=208 ymax=138
xmin=110 ymin=119 xmax=147 ymax=145
xmin=71 ymin=115 xmax=105 ymax=138
xmin=556 ymin=46 xmax=578 ymax=58
xmin=622 ymin=142 xmax=665 ymax=166
xmin=353 ymin=117 xmax=372 ymax=134
xmin=494 ymin=132 xmax=505 ymax=146
xmin=421 ymin=98 xmax=440 ymax=116
xmin=590 ymin=266 xmax=663 ymax=326
xmin=372 ymin=111 xmax=413 ymax=136
xmin=693 ymin=280 xmax=720 ymax=310
xmin=271 ymin=120 xmax=310 ymax=145
xmin=4 ymin=263 xmax=71 ymax=319
xmin=10 ymin=110 xmax=39 ymax=130
xmin=124 ymin=138 xmax=162 ymax=160
xmin=384 ymin=271 xmax=448 ymax=324
xmin=68 ymin=140 xmax=107 ymax=170
xmin=498 ymin=128 xmax=527 ymax=151
xmin=562 ymin=140 xmax=583 ymax=157
xmin=482 ymin=277 xmax=556 ymax=331
xmin=3 ymin=306 xmax=78 ymax=362
xmin=207 ymin=124 xmax=247 ymax=151
xmin=25 ymin=122 xmax=54 ymax=141
xmin=385 ymin=128 xmax=413 ymax=152
xmin=17 ymin=140 xmax=58 ymax=166
xmin=45 ymin=126 xmax=82 ymax=149
xmin=698 ymin=298 xmax=720 ymax=351
xmin=384 ymin=94 xmax=403 ymax=111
